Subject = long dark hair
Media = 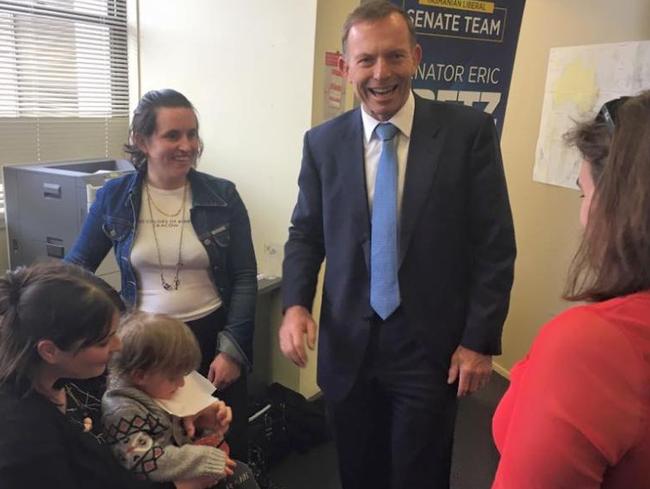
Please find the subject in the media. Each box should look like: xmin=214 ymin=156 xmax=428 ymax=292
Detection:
xmin=124 ymin=88 xmax=204 ymax=171
xmin=0 ymin=262 xmax=123 ymax=393
xmin=564 ymin=90 xmax=650 ymax=301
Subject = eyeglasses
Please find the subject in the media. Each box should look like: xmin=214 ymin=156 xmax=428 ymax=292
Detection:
xmin=595 ymin=96 xmax=629 ymax=133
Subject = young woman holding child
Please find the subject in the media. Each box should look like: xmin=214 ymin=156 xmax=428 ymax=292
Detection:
xmin=0 ymin=262 xmax=233 ymax=489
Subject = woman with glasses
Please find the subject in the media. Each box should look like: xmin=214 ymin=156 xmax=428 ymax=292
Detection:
xmin=492 ymin=92 xmax=650 ymax=488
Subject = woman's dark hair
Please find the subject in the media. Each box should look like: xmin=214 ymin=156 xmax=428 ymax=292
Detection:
xmin=564 ymin=90 xmax=650 ymax=301
xmin=0 ymin=262 xmax=123 ymax=393
xmin=124 ymin=88 xmax=204 ymax=171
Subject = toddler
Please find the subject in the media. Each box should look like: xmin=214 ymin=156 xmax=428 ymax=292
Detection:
xmin=102 ymin=312 xmax=258 ymax=488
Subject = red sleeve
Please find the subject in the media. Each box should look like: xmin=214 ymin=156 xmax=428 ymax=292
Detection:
xmin=492 ymin=307 xmax=645 ymax=489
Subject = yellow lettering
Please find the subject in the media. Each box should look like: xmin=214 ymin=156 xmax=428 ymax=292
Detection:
xmin=418 ymin=0 xmax=495 ymax=14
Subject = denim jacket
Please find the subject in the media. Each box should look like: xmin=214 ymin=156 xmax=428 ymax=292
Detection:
xmin=65 ymin=169 xmax=257 ymax=368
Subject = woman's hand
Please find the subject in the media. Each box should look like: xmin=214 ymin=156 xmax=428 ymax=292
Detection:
xmin=182 ymin=399 xmax=232 ymax=439
xmin=208 ymin=352 xmax=241 ymax=390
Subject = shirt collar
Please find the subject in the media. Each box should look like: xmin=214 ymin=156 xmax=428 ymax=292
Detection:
xmin=361 ymin=91 xmax=415 ymax=143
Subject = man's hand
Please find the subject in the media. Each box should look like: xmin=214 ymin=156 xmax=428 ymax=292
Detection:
xmin=208 ymin=352 xmax=241 ymax=390
xmin=279 ymin=305 xmax=317 ymax=367
xmin=182 ymin=399 xmax=232 ymax=439
xmin=447 ymin=345 xmax=492 ymax=397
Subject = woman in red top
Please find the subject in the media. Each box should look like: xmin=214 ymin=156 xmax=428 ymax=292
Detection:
xmin=492 ymin=91 xmax=650 ymax=488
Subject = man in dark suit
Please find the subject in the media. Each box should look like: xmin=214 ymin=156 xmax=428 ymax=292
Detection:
xmin=279 ymin=2 xmax=516 ymax=488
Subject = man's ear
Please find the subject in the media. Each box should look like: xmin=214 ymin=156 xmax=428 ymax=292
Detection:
xmin=412 ymin=43 xmax=423 ymax=68
xmin=36 ymin=339 xmax=60 ymax=365
xmin=338 ymin=53 xmax=350 ymax=80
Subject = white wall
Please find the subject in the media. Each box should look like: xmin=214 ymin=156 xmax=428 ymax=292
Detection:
xmin=134 ymin=0 xmax=317 ymax=278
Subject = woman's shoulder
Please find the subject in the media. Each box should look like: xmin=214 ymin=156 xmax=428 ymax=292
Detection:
xmin=535 ymin=304 xmax=623 ymax=354
xmin=0 ymin=387 xmax=68 ymax=463
xmin=0 ymin=386 xmax=58 ymax=426
xmin=531 ymin=296 xmax=650 ymax=383
xmin=102 ymin=170 xmax=138 ymax=190
xmin=191 ymin=170 xmax=237 ymax=193
xmin=189 ymin=169 xmax=242 ymax=205
xmin=538 ymin=294 xmax=650 ymax=349
xmin=95 ymin=171 xmax=139 ymax=206
xmin=192 ymin=169 xmax=234 ymax=186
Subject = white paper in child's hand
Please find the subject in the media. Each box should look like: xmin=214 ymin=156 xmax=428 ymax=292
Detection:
xmin=154 ymin=371 xmax=218 ymax=417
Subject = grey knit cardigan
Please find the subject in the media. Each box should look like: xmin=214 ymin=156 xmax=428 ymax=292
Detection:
xmin=101 ymin=382 xmax=227 ymax=482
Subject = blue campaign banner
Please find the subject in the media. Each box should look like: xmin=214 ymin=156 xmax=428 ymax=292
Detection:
xmin=393 ymin=0 xmax=526 ymax=137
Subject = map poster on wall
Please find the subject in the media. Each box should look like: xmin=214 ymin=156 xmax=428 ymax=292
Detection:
xmin=533 ymin=41 xmax=650 ymax=189
xmin=392 ymin=0 xmax=526 ymax=137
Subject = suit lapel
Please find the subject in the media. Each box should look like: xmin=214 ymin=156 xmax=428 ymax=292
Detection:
xmin=340 ymin=109 xmax=372 ymax=271
xmin=399 ymin=97 xmax=443 ymax=265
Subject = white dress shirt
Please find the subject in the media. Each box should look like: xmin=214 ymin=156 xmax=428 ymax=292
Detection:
xmin=361 ymin=91 xmax=415 ymax=218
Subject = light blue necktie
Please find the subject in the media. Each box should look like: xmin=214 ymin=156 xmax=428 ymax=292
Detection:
xmin=370 ymin=122 xmax=400 ymax=320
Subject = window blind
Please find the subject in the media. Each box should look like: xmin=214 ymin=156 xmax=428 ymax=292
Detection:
xmin=0 ymin=0 xmax=129 ymax=167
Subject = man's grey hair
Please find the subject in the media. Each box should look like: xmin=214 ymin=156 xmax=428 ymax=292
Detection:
xmin=341 ymin=1 xmax=417 ymax=56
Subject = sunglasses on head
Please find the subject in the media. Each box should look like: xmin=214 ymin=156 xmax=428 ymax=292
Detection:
xmin=595 ymin=96 xmax=630 ymax=133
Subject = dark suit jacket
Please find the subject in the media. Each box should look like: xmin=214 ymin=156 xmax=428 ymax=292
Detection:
xmin=283 ymin=96 xmax=516 ymax=400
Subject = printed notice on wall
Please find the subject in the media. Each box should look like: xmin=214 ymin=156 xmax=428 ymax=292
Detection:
xmin=393 ymin=0 xmax=526 ymax=137
xmin=323 ymin=51 xmax=346 ymax=122
xmin=533 ymin=41 xmax=650 ymax=189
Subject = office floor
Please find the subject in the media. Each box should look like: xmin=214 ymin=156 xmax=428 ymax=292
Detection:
xmin=269 ymin=373 xmax=509 ymax=489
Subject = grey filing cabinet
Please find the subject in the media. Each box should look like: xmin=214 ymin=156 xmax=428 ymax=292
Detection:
xmin=3 ymin=159 xmax=135 ymax=288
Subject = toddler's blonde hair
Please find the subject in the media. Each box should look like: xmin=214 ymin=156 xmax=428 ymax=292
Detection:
xmin=110 ymin=311 xmax=201 ymax=379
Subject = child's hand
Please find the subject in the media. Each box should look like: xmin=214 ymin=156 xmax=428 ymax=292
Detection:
xmin=225 ymin=456 xmax=237 ymax=477
xmin=211 ymin=400 xmax=232 ymax=438
xmin=182 ymin=400 xmax=232 ymax=438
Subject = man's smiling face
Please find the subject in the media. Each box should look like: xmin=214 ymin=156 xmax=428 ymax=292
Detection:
xmin=339 ymin=12 xmax=421 ymax=121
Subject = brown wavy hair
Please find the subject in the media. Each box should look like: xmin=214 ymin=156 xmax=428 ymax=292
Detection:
xmin=124 ymin=89 xmax=204 ymax=171
xmin=109 ymin=312 xmax=200 ymax=381
xmin=564 ymin=90 xmax=650 ymax=301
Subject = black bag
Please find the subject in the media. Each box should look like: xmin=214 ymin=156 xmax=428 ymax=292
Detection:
xmin=215 ymin=462 xmax=260 ymax=489
xmin=247 ymin=383 xmax=330 ymax=486
xmin=248 ymin=397 xmax=292 ymax=466
xmin=265 ymin=383 xmax=330 ymax=453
